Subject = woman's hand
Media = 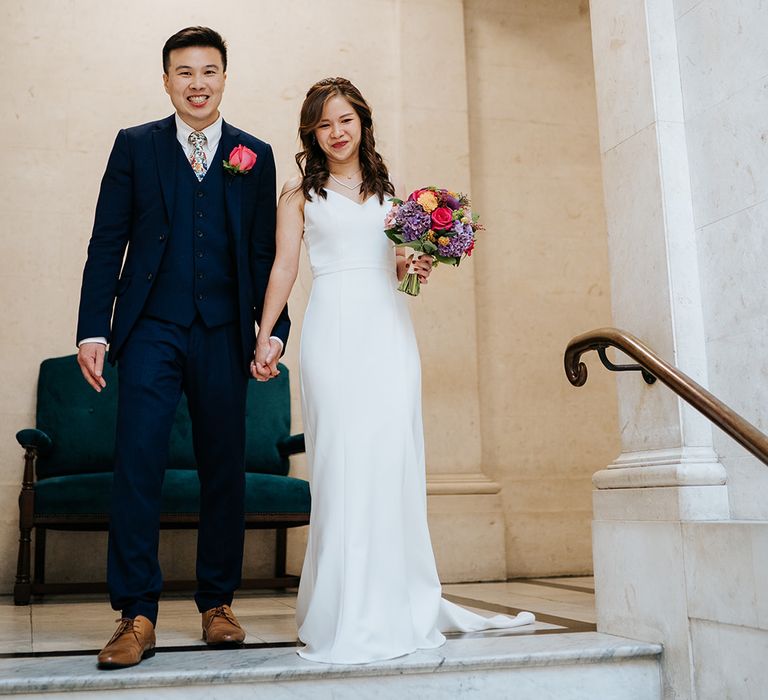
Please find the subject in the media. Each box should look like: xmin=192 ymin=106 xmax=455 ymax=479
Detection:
xmin=411 ymin=254 xmax=434 ymax=284
xmin=397 ymin=253 xmax=434 ymax=283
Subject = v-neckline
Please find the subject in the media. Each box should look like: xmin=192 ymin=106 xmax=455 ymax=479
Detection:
xmin=324 ymin=187 xmax=377 ymax=208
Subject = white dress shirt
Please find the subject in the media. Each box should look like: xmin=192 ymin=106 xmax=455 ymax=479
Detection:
xmin=79 ymin=113 xmax=283 ymax=353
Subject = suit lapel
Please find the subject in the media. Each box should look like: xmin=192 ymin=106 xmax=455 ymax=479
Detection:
xmin=221 ymin=121 xmax=243 ymax=247
xmin=152 ymin=115 xmax=179 ymax=223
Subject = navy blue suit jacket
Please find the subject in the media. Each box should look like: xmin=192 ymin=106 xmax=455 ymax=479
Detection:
xmin=76 ymin=114 xmax=289 ymax=369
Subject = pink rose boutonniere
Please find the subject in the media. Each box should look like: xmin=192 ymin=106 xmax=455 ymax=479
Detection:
xmin=223 ymin=145 xmax=257 ymax=175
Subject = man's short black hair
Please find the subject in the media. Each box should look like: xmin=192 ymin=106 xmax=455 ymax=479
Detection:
xmin=162 ymin=26 xmax=227 ymax=73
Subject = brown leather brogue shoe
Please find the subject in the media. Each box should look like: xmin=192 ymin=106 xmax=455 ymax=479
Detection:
xmin=201 ymin=604 xmax=246 ymax=645
xmin=97 ymin=615 xmax=156 ymax=669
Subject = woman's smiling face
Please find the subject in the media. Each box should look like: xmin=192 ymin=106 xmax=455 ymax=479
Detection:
xmin=313 ymin=94 xmax=362 ymax=167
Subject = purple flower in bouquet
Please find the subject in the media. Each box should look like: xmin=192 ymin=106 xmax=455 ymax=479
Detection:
xmin=395 ymin=200 xmax=431 ymax=242
xmin=437 ymin=226 xmax=474 ymax=258
xmin=444 ymin=194 xmax=461 ymax=210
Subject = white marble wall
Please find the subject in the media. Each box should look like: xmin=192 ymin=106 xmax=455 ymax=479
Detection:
xmin=675 ymin=0 xmax=768 ymax=519
xmin=592 ymin=520 xmax=692 ymax=697
xmin=588 ymin=1 xmax=768 ymax=696
xmin=684 ymin=521 xmax=768 ymax=699
xmin=594 ymin=519 xmax=768 ymax=699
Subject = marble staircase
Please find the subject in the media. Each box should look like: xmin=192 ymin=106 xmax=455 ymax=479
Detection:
xmin=0 ymin=632 xmax=662 ymax=699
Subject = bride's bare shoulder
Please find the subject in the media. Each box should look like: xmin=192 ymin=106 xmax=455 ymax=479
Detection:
xmin=279 ymin=176 xmax=305 ymax=210
xmin=277 ymin=177 xmax=305 ymax=232
xmin=281 ymin=176 xmax=303 ymax=196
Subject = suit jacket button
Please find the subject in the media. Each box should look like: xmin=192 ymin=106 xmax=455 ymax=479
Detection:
xmin=147 ymin=273 xmax=153 ymax=281
xmin=197 ymin=294 xmax=204 ymax=300
xmin=158 ymin=234 xmax=166 ymax=241
xmin=197 ymin=251 xmax=204 ymax=258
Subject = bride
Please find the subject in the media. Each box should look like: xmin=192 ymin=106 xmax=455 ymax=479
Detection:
xmin=254 ymin=77 xmax=534 ymax=664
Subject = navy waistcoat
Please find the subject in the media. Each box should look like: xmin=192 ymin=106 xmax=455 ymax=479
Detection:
xmin=143 ymin=145 xmax=238 ymax=328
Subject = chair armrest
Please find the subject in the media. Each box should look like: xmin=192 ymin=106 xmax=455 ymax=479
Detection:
xmin=277 ymin=433 xmax=305 ymax=457
xmin=16 ymin=428 xmax=53 ymax=454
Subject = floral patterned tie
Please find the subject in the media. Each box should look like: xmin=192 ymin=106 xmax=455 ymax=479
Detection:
xmin=188 ymin=131 xmax=208 ymax=181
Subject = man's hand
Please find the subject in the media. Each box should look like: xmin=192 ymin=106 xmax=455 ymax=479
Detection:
xmin=251 ymin=337 xmax=282 ymax=382
xmin=412 ymin=254 xmax=434 ymax=284
xmin=77 ymin=342 xmax=107 ymax=392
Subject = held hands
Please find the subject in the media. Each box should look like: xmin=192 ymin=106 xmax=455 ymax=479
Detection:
xmin=251 ymin=336 xmax=282 ymax=382
xmin=77 ymin=342 xmax=107 ymax=392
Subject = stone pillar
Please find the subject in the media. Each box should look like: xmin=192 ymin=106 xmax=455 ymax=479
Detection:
xmin=587 ymin=0 xmax=729 ymax=696
xmin=394 ymin=0 xmax=506 ymax=582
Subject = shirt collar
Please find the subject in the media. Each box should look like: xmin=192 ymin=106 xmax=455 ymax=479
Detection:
xmin=175 ymin=113 xmax=223 ymax=153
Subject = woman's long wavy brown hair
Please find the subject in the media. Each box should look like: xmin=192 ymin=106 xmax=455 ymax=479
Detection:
xmin=295 ymin=77 xmax=395 ymax=203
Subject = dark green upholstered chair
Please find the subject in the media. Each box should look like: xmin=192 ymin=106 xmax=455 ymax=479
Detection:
xmin=14 ymin=355 xmax=309 ymax=605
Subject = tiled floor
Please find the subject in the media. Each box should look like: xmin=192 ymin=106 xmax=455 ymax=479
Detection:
xmin=0 ymin=577 xmax=595 ymax=657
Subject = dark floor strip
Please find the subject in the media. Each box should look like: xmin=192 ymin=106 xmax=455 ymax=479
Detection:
xmin=510 ymin=578 xmax=595 ymax=594
xmin=443 ymin=594 xmax=597 ymax=634
xmin=0 ymin=640 xmax=299 ymax=661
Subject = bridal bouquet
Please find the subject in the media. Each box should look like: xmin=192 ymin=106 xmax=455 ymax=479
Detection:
xmin=384 ymin=187 xmax=480 ymax=296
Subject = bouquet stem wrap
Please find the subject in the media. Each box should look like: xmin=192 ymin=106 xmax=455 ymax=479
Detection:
xmin=398 ymin=270 xmax=423 ymax=296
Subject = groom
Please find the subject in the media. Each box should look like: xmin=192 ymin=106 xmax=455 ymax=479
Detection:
xmin=76 ymin=26 xmax=289 ymax=669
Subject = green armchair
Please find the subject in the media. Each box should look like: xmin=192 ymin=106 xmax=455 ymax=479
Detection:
xmin=14 ymin=355 xmax=310 ymax=605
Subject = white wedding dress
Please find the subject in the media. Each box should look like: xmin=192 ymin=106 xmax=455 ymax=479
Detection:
xmin=295 ymin=189 xmax=534 ymax=664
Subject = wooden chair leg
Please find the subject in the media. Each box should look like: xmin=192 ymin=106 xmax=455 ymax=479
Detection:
xmin=275 ymin=528 xmax=287 ymax=578
xmin=14 ymin=529 xmax=32 ymax=605
xmin=34 ymin=527 xmax=47 ymax=586
xmin=14 ymin=459 xmax=35 ymax=605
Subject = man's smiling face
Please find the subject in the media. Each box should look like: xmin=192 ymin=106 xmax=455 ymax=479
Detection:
xmin=163 ymin=46 xmax=226 ymax=130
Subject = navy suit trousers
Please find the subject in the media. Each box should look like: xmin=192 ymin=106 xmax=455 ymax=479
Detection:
xmin=108 ymin=315 xmax=248 ymax=624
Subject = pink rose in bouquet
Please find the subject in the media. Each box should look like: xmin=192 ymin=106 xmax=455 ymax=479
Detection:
xmin=430 ymin=206 xmax=453 ymax=230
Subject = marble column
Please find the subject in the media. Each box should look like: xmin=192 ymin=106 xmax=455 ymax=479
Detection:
xmin=589 ymin=0 xmax=728 ymax=520
xmin=395 ymin=0 xmax=506 ymax=582
xmin=588 ymin=0 xmax=729 ymax=696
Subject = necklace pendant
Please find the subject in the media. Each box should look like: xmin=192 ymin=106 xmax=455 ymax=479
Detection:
xmin=329 ymin=173 xmax=363 ymax=191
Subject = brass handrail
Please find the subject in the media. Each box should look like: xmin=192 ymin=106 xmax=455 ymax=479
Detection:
xmin=564 ymin=327 xmax=768 ymax=466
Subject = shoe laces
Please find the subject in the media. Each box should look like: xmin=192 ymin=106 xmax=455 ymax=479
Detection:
xmin=208 ymin=605 xmax=238 ymax=626
xmin=107 ymin=617 xmax=140 ymax=646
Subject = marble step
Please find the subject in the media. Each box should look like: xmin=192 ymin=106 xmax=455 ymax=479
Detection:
xmin=0 ymin=632 xmax=662 ymax=699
